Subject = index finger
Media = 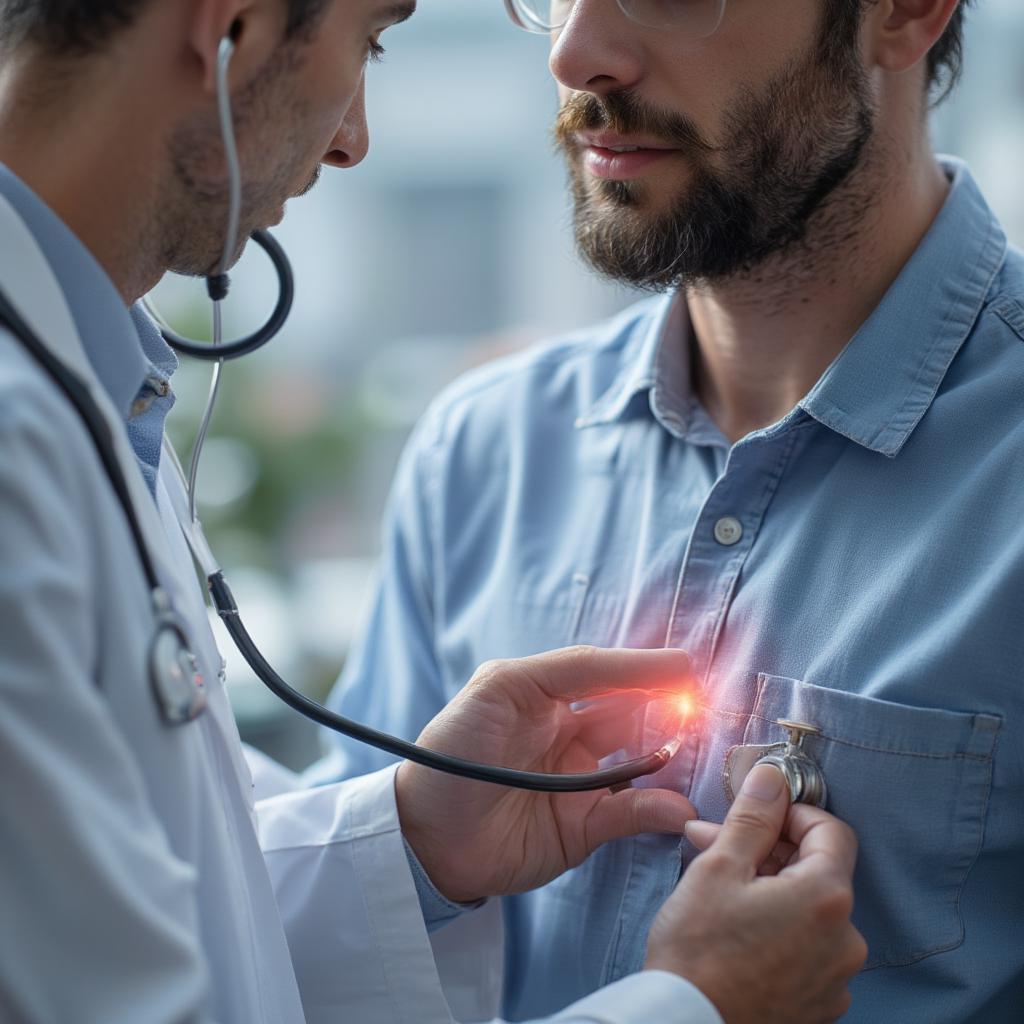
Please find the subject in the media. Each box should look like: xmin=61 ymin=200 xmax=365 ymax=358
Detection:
xmin=519 ymin=646 xmax=694 ymax=704
xmin=781 ymin=803 xmax=859 ymax=882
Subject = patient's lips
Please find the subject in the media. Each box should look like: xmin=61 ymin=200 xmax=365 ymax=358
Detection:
xmin=575 ymin=131 xmax=679 ymax=181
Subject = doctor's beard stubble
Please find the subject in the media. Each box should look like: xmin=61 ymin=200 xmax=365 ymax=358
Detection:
xmin=553 ymin=30 xmax=878 ymax=292
xmin=163 ymin=44 xmax=322 ymax=279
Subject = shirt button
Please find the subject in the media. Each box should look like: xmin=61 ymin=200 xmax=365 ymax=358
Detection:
xmin=714 ymin=516 xmax=743 ymax=546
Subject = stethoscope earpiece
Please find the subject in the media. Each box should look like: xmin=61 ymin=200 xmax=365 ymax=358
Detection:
xmin=142 ymin=32 xmax=296 ymax=521
xmin=146 ymin=30 xmax=294 ymax=363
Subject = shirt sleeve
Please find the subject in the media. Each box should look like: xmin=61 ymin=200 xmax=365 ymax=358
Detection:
xmin=258 ymin=764 xmax=460 ymax=1024
xmin=403 ymin=837 xmax=487 ymax=933
xmin=536 ymin=972 xmax=724 ymax=1024
xmin=259 ymin=763 xmax=723 ymax=1024
xmin=301 ymin=403 xmax=487 ymax=938
xmin=303 ymin=410 xmax=451 ymax=787
xmin=245 ymin=741 xmax=479 ymax=936
xmin=0 ymin=374 xmax=212 ymax=1023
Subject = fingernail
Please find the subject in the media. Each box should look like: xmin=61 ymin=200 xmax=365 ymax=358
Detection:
xmin=742 ymin=764 xmax=786 ymax=802
xmin=683 ymin=820 xmax=718 ymax=846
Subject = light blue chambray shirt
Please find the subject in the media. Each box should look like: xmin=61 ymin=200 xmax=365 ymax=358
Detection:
xmin=309 ymin=159 xmax=1024 ymax=1022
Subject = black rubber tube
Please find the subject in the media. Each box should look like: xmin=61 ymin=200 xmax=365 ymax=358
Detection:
xmin=209 ymin=571 xmax=676 ymax=793
xmin=161 ymin=230 xmax=294 ymax=361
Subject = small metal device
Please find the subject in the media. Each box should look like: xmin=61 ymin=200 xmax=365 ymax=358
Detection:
xmin=754 ymin=720 xmax=828 ymax=807
xmin=724 ymin=719 xmax=828 ymax=807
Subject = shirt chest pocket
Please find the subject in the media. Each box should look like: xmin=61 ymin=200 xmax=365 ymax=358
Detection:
xmin=744 ymin=674 xmax=1001 ymax=970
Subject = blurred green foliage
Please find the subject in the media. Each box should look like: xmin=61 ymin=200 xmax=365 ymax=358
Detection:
xmin=164 ymin=299 xmax=368 ymax=576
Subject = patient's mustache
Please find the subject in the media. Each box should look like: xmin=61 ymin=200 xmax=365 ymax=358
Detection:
xmin=554 ymin=90 xmax=715 ymax=154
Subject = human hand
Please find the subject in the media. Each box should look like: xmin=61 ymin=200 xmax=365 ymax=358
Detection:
xmin=645 ymin=764 xmax=867 ymax=1023
xmin=395 ymin=646 xmax=697 ymax=904
xmin=683 ymin=805 xmax=797 ymax=875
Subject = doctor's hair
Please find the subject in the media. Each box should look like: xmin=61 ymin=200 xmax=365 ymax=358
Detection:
xmin=0 ymin=0 xmax=331 ymax=56
xmin=825 ymin=0 xmax=973 ymax=106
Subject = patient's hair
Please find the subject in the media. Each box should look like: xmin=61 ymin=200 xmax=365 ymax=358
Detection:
xmin=826 ymin=0 xmax=973 ymax=105
xmin=0 ymin=0 xmax=331 ymax=55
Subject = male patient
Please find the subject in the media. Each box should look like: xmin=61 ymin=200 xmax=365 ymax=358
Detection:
xmin=310 ymin=0 xmax=1023 ymax=1019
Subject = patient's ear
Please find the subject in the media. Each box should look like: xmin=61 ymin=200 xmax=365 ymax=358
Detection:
xmin=862 ymin=0 xmax=963 ymax=78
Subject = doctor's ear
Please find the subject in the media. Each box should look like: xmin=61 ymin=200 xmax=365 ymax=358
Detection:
xmin=862 ymin=0 xmax=964 ymax=79
xmin=189 ymin=0 xmax=289 ymax=95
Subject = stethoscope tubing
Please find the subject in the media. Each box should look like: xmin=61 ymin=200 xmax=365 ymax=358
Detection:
xmin=213 ymin=562 xmax=680 ymax=792
xmin=0 ymin=284 xmax=683 ymax=792
xmin=0 ymin=28 xmax=685 ymax=794
xmin=145 ymin=229 xmax=294 ymax=362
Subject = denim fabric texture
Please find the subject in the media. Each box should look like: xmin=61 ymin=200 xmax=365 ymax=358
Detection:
xmin=311 ymin=160 xmax=1024 ymax=1023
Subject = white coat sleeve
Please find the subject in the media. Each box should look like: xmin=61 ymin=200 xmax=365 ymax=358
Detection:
xmin=257 ymin=765 xmax=722 ymax=1024
xmin=0 ymin=376 xmax=212 ymax=1023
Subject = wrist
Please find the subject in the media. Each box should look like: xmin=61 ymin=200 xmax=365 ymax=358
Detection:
xmin=395 ymin=761 xmax=480 ymax=904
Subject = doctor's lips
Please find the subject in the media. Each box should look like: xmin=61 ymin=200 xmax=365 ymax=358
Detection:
xmin=574 ymin=131 xmax=680 ymax=181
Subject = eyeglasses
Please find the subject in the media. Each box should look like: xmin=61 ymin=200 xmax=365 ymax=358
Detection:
xmin=504 ymin=0 xmax=726 ymax=36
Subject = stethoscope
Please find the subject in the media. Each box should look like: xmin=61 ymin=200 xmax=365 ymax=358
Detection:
xmin=0 ymin=34 xmax=690 ymax=794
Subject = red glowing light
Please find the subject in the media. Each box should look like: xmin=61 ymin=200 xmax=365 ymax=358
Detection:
xmin=675 ymin=693 xmax=696 ymax=722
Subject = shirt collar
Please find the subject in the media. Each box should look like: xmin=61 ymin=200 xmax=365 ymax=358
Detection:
xmin=131 ymin=302 xmax=179 ymax=384
xmin=800 ymin=157 xmax=1007 ymax=456
xmin=574 ymin=291 xmax=686 ymax=430
xmin=575 ymin=159 xmax=1007 ymax=457
xmin=573 ymin=290 xmax=729 ymax=447
xmin=0 ymin=163 xmax=151 ymax=418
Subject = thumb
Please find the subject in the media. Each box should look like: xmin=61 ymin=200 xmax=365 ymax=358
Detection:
xmin=586 ymin=788 xmax=697 ymax=850
xmin=712 ymin=763 xmax=790 ymax=871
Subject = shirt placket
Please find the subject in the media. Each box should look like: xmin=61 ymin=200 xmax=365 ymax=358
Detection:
xmin=658 ymin=428 xmax=802 ymax=792
xmin=605 ymin=425 xmax=801 ymax=984
xmin=668 ymin=429 xmax=799 ymax=664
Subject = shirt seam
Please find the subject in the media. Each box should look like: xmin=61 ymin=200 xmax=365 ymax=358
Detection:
xmin=433 ymin=334 xmax=643 ymax=434
xmin=740 ymin=710 xmax=998 ymax=761
xmin=421 ymin=426 xmax=447 ymax=671
xmin=989 ymin=296 xmax=1024 ymax=341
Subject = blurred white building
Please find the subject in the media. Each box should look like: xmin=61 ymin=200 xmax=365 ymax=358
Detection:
xmin=156 ymin=0 xmax=1024 ymax=764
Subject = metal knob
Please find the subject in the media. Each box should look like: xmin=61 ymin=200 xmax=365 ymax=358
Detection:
xmin=754 ymin=719 xmax=828 ymax=807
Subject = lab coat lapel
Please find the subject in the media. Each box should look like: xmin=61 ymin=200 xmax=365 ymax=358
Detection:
xmin=0 ymin=193 xmax=182 ymax=600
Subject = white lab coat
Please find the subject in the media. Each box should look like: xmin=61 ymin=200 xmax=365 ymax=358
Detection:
xmin=0 ymin=192 xmax=720 ymax=1024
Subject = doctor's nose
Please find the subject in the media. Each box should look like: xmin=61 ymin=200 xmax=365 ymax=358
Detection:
xmin=549 ymin=0 xmax=645 ymax=97
xmin=324 ymin=79 xmax=369 ymax=169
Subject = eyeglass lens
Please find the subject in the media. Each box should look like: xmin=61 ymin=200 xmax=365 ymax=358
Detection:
xmin=507 ymin=0 xmax=726 ymax=35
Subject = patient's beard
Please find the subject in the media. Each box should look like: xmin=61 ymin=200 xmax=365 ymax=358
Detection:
xmin=554 ymin=34 xmax=875 ymax=291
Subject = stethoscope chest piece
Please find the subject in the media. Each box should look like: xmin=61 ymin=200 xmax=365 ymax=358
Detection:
xmin=149 ymin=593 xmax=207 ymax=725
xmin=724 ymin=719 xmax=828 ymax=808
xmin=754 ymin=720 xmax=828 ymax=807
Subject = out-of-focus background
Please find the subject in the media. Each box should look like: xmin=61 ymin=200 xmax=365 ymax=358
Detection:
xmin=152 ymin=0 xmax=1024 ymax=769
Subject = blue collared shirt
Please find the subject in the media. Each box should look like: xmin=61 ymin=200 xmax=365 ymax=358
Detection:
xmin=311 ymin=159 xmax=1024 ymax=1022
xmin=0 ymin=164 xmax=177 ymax=491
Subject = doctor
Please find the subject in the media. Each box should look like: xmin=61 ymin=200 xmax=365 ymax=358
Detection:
xmin=0 ymin=1 xmax=866 ymax=1021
